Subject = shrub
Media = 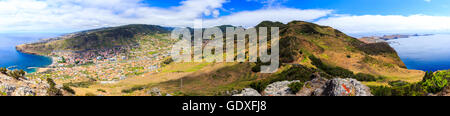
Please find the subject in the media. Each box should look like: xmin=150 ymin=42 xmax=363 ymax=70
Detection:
xmin=371 ymin=70 xmax=450 ymax=96
xmin=370 ymin=83 xmax=426 ymax=96
xmin=249 ymin=81 xmax=271 ymax=93
xmin=64 ymin=81 xmax=95 ymax=88
xmin=251 ymin=59 xmax=272 ymax=73
xmin=288 ymin=82 xmax=304 ymax=93
xmin=389 ymin=80 xmax=409 ymax=87
xmin=250 ymin=65 xmax=316 ymax=92
xmin=97 ymin=89 xmax=107 ymax=93
xmin=58 ymin=57 xmax=66 ymax=63
xmin=0 ymin=67 xmax=7 ymax=74
xmin=121 ymin=85 xmax=145 ymax=93
xmin=420 ymin=71 xmax=450 ymax=93
xmin=163 ymin=57 xmax=174 ymax=64
xmin=47 ymin=78 xmax=63 ymax=96
xmin=62 ymin=84 xmax=76 ymax=94
xmin=7 ymin=69 xmax=25 ymax=80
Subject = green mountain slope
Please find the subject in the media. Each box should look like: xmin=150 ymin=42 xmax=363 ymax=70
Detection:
xmin=17 ymin=24 xmax=170 ymax=55
xmin=18 ymin=21 xmax=425 ymax=96
xmin=141 ymin=21 xmax=425 ymax=95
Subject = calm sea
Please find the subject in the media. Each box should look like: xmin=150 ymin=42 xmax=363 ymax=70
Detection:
xmin=0 ymin=33 xmax=61 ymax=73
xmin=387 ymin=34 xmax=450 ymax=72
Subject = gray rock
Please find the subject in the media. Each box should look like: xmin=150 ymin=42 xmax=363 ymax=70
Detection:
xmin=263 ymin=80 xmax=300 ymax=96
xmin=297 ymin=77 xmax=328 ymax=96
xmin=323 ymin=78 xmax=373 ymax=96
xmin=147 ymin=87 xmax=162 ymax=96
xmin=14 ymin=87 xmax=35 ymax=96
xmin=1 ymin=83 xmax=16 ymax=96
xmin=0 ymin=74 xmax=66 ymax=96
xmin=233 ymin=88 xmax=261 ymax=96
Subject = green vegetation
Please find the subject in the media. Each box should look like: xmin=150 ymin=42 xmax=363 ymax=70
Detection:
xmin=250 ymin=65 xmax=319 ymax=92
xmin=7 ymin=69 xmax=26 ymax=80
xmin=388 ymin=80 xmax=409 ymax=87
xmin=370 ymin=83 xmax=426 ymax=96
xmin=47 ymin=78 xmax=63 ymax=96
xmin=121 ymin=85 xmax=145 ymax=93
xmin=251 ymin=59 xmax=272 ymax=73
xmin=371 ymin=70 xmax=450 ymax=96
xmin=421 ymin=71 xmax=450 ymax=93
xmin=288 ymin=82 xmax=304 ymax=93
xmin=0 ymin=67 xmax=7 ymax=74
xmin=148 ymin=51 xmax=158 ymax=55
xmin=64 ymin=81 xmax=95 ymax=88
xmin=58 ymin=57 xmax=66 ymax=63
xmin=19 ymin=24 xmax=171 ymax=55
xmin=62 ymin=84 xmax=76 ymax=94
xmin=163 ymin=57 xmax=174 ymax=65
xmin=97 ymin=89 xmax=107 ymax=93
xmin=309 ymin=55 xmax=380 ymax=82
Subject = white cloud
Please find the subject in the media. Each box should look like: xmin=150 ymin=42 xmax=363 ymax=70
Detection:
xmin=425 ymin=0 xmax=431 ymax=2
xmin=315 ymin=15 xmax=450 ymax=34
xmin=203 ymin=8 xmax=332 ymax=27
xmin=246 ymin=0 xmax=288 ymax=8
xmin=2 ymin=0 xmax=450 ymax=34
xmin=0 ymin=0 xmax=227 ymax=32
xmin=0 ymin=0 xmax=334 ymax=32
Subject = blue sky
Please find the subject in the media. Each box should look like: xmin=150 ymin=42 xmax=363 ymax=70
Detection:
xmin=141 ymin=0 xmax=450 ymax=16
xmin=1 ymin=0 xmax=449 ymax=34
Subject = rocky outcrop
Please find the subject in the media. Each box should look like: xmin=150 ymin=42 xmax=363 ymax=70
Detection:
xmin=262 ymin=80 xmax=300 ymax=96
xmin=0 ymin=74 xmax=66 ymax=96
xmin=434 ymin=86 xmax=450 ymax=96
xmin=147 ymin=87 xmax=162 ymax=96
xmin=233 ymin=88 xmax=261 ymax=96
xmin=233 ymin=76 xmax=372 ymax=96
xmin=297 ymin=77 xmax=373 ymax=96
xmin=323 ymin=78 xmax=373 ymax=96
xmin=297 ymin=77 xmax=328 ymax=96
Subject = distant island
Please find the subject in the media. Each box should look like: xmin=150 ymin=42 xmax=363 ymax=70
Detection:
xmin=359 ymin=34 xmax=434 ymax=43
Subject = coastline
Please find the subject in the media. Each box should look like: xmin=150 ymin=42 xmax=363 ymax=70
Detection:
xmin=15 ymin=44 xmax=55 ymax=73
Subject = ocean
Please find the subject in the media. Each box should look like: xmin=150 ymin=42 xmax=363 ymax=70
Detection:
xmin=0 ymin=33 xmax=61 ymax=73
xmin=387 ymin=34 xmax=450 ymax=72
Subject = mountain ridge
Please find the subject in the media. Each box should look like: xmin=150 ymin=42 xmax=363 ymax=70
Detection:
xmin=15 ymin=21 xmax=426 ymax=96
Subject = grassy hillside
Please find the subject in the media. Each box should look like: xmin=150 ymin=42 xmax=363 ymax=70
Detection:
xmin=85 ymin=21 xmax=424 ymax=96
xmin=21 ymin=21 xmax=425 ymax=96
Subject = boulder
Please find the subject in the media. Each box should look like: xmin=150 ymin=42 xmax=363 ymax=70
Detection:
xmin=323 ymin=78 xmax=373 ymax=96
xmin=147 ymin=87 xmax=162 ymax=96
xmin=297 ymin=77 xmax=328 ymax=96
xmin=233 ymin=88 xmax=261 ymax=96
xmin=263 ymin=80 xmax=300 ymax=96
